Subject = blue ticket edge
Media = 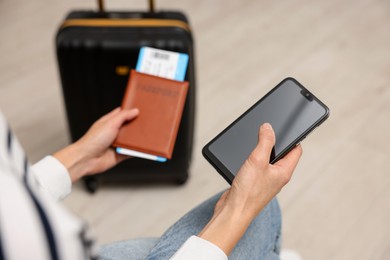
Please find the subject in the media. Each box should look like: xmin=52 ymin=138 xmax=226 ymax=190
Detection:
xmin=135 ymin=47 xmax=146 ymax=72
xmin=175 ymin=53 xmax=189 ymax=81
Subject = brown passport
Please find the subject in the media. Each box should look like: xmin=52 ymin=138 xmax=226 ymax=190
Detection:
xmin=113 ymin=70 xmax=189 ymax=159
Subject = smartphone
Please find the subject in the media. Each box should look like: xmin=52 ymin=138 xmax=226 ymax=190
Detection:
xmin=202 ymin=77 xmax=330 ymax=184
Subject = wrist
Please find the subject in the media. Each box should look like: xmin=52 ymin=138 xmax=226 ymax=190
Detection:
xmin=199 ymin=202 xmax=253 ymax=255
xmin=53 ymin=142 xmax=92 ymax=183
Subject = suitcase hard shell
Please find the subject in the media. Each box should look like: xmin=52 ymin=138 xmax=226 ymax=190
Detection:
xmin=56 ymin=5 xmax=196 ymax=192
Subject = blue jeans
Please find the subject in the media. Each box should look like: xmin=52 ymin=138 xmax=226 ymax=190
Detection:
xmin=99 ymin=191 xmax=281 ymax=259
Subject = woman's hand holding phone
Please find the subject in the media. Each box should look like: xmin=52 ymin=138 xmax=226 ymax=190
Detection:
xmin=199 ymin=123 xmax=302 ymax=256
xmin=222 ymin=123 xmax=302 ymax=219
xmin=202 ymin=78 xmax=329 ymax=183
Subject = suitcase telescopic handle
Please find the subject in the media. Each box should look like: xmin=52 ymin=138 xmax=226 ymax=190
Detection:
xmin=97 ymin=0 xmax=155 ymax=13
xmin=149 ymin=0 xmax=155 ymax=13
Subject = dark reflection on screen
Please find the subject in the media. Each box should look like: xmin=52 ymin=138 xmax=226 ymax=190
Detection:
xmin=273 ymin=97 xmax=307 ymax=160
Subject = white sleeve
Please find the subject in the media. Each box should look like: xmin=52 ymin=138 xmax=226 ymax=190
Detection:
xmin=31 ymin=156 xmax=72 ymax=200
xmin=1 ymin=112 xmax=97 ymax=259
xmin=170 ymin=236 xmax=227 ymax=260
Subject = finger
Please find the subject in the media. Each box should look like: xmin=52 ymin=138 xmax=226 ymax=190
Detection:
xmin=115 ymin=151 xmax=132 ymax=163
xmin=122 ymin=108 xmax=140 ymax=121
xmin=100 ymin=107 xmax=121 ymax=122
xmin=250 ymin=123 xmax=276 ymax=163
xmin=274 ymin=144 xmax=303 ymax=173
xmin=111 ymin=108 xmax=140 ymax=128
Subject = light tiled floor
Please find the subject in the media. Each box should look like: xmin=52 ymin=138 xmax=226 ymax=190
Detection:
xmin=1 ymin=0 xmax=390 ymax=259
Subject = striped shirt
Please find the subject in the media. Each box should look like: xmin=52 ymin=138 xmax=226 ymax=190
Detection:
xmin=0 ymin=112 xmax=226 ymax=260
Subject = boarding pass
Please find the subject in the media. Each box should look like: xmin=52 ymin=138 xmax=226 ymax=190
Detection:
xmin=135 ymin=47 xmax=189 ymax=82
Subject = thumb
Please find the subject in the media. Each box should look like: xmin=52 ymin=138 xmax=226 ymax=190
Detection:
xmin=250 ymin=123 xmax=276 ymax=164
xmin=112 ymin=108 xmax=139 ymax=129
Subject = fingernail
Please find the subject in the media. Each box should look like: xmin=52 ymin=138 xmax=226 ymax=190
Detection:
xmin=262 ymin=123 xmax=272 ymax=130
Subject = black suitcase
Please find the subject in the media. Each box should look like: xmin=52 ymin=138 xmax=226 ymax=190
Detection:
xmin=56 ymin=0 xmax=196 ymax=192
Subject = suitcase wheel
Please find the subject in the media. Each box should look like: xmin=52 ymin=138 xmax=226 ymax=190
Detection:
xmin=175 ymin=173 xmax=188 ymax=185
xmin=84 ymin=177 xmax=98 ymax=193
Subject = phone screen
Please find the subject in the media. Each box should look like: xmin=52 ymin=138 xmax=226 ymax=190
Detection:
xmin=203 ymin=78 xmax=329 ymax=183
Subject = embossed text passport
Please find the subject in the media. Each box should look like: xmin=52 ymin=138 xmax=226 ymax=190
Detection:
xmin=113 ymin=70 xmax=189 ymax=161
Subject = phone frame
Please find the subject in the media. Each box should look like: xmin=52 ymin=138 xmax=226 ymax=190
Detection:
xmin=202 ymin=77 xmax=330 ymax=184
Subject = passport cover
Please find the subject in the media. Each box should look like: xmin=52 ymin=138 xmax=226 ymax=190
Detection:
xmin=113 ymin=70 xmax=189 ymax=159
